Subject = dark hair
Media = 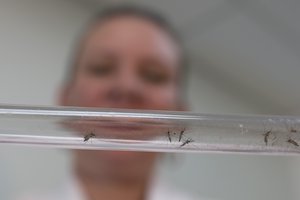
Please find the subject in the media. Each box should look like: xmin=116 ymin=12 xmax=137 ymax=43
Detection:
xmin=66 ymin=4 xmax=188 ymax=101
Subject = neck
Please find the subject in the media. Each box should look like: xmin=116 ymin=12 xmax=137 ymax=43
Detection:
xmin=76 ymin=168 xmax=151 ymax=200
xmin=73 ymin=151 xmax=157 ymax=200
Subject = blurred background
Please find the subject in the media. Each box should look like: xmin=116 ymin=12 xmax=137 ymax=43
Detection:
xmin=0 ymin=0 xmax=300 ymax=199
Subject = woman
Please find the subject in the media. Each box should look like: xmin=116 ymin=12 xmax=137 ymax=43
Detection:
xmin=23 ymin=4 xmax=194 ymax=200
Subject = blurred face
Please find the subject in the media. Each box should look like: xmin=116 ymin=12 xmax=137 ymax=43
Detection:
xmin=66 ymin=16 xmax=181 ymax=110
xmin=61 ymin=16 xmax=182 ymax=180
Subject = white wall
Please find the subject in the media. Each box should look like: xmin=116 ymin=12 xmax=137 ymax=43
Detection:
xmin=0 ymin=0 xmax=92 ymax=105
xmin=0 ymin=1 xmax=298 ymax=200
xmin=0 ymin=0 xmax=91 ymax=199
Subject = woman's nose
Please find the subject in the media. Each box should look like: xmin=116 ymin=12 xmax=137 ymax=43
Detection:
xmin=107 ymin=66 xmax=144 ymax=107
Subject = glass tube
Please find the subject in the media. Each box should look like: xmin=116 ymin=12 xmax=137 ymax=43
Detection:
xmin=0 ymin=104 xmax=300 ymax=155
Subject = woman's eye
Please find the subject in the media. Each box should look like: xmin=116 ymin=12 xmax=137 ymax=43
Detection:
xmin=87 ymin=63 xmax=114 ymax=77
xmin=140 ymin=68 xmax=169 ymax=85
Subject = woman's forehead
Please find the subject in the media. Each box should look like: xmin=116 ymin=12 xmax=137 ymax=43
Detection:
xmin=81 ymin=16 xmax=180 ymax=64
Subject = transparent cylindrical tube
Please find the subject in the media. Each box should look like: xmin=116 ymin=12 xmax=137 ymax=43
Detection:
xmin=1 ymin=104 xmax=300 ymax=155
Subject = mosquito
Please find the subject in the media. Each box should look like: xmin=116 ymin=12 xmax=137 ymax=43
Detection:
xmin=180 ymin=138 xmax=194 ymax=147
xmin=84 ymin=132 xmax=96 ymax=142
xmin=287 ymin=138 xmax=299 ymax=147
xmin=167 ymin=130 xmax=172 ymax=142
xmin=178 ymin=128 xmax=186 ymax=142
xmin=262 ymin=128 xmax=272 ymax=146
